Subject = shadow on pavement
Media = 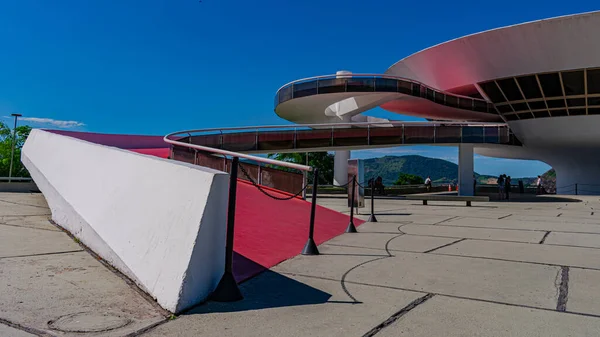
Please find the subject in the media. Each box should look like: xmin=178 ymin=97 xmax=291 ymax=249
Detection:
xmin=185 ymin=270 xmax=332 ymax=314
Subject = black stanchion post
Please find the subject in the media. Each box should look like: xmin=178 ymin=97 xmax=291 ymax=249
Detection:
xmin=210 ymin=157 xmax=243 ymax=302
xmin=367 ymin=183 xmax=378 ymax=222
xmin=346 ymin=176 xmax=358 ymax=233
xmin=302 ymin=168 xmax=320 ymax=255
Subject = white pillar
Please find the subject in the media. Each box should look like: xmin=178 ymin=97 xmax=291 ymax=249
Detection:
xmin=458 ymin=144 xmax=474 ymax=196
xmin=334 ymin=150 xmax=350 ymax=186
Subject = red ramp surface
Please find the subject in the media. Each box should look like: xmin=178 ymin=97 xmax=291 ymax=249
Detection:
xmin=233 ymin=180 xmax=363 ymax=282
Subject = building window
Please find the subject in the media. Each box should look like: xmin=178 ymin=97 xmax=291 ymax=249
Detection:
xmin=496 ymin=78 xmax=523 ymax=101
xmin=479 ymin=81 xmax=505 ymax=103
xmin=496 ymin=104 xmax=513 ymax=113
xmin=510 ymin=102 xmax=529 ymax=112
xmin=516 ymin=75 xmax=543 ymax=99
xmin=566 ymin=98 xmax=586 ymax=107
xmin=550 ymin=109 xmax=568 ymax=117
xmin=586 ymin=69 xmax=600 ymax=94
xmin=568 ymin=108 xmax=586 ymax=115
xmin=538 ymin=73 xmax=563 ymax=98
xmin=561 ymin=70 xmax=585 ymax=95
xmin=588 ymin=97 xmax=600 ymax=106
xmin=546 ymin=99 xmax=566 ymax=108
xmin=527 ymin=101 xmax=546 ymax=110
xmin=533 ymin=110 xmax=550 ymax=118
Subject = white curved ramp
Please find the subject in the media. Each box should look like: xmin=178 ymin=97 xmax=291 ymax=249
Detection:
xmin=21 ymin=129 xmax=229 ymax=313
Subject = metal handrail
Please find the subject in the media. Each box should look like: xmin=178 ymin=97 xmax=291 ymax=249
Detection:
xmin=164 ymin=134 xmax=313 ymax=172
xmin=275 ymin=73 xmax=489 ymax=103
xmin=165 ymin=121 xmax=513 ymax=173
xmin=168 ymin=121 xmax=508 ymax=135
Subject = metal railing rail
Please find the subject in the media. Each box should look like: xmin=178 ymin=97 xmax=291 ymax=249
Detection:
xmin=275 ymin=73 xmax=489 ymax=103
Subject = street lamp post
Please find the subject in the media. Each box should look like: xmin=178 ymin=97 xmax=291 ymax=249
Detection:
xmin=8 ymin=113 xmax=22 ymax=183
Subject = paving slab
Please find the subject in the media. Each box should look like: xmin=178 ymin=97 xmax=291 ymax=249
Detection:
xmin=0 ymin=193 xmax=50 ymax=217
xmin=435 ymin=239 xmax=600 ymax=271
xmin=0 ymin=215 xmax=59 ymax=232
xmin=345 ymin=251 xmax=560 ymax=309
xmin=400 ymin=223 xmax=544 ymax=243
xmin=568 ymin=268 xmax=600 ymax=316
xmin=0 ymin=251 xmax=167 ymax=336
xmin=273 ymin=244 xmax=387 ymax=281
xmin=144 ymin=272 xmax=424 ymax=337
xmin=444 ymin=216 xmax=600 ymax=234
xmin=378 ymin=295 xmax=600 ymax=337
xmin=0 ymin=224 xmax=82 ymax=258
xmin=545 ymin=232 xmax=600 ymax=248
xmin=0 ymin=323 xmax=36 ymax=337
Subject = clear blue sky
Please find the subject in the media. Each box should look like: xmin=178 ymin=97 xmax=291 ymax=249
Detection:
xmin=1 ymin=0 xmax=595 ymax=177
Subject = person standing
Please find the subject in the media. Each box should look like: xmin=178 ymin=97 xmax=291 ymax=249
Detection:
xmin=536 ymin=175 xmax=543 ymax=195
xmin=498 ymin=175 xmax=505 ymax=200
xmin=424 ymin=176 xmax=432 ymax=192
xmin=505 ymin=176 xmax=511 ymax=200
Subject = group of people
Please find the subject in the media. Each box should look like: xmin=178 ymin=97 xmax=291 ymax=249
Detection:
xmin=497 ymin=174 xmax=512 ymax=200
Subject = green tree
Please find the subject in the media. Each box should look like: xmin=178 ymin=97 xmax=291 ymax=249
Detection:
xmin=394 ymin=172 xmax=424 ymax=185
xmin=267 ymin=152 xmax=334 ymax=185
xmin=0 ymin=122 xmax=32 ymax=177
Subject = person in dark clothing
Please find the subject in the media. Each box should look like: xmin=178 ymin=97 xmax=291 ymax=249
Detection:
xmin=505 ymin=176 xmax=511 ymax=200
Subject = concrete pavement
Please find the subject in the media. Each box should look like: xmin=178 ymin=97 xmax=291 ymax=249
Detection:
xmin=4 ymin=192 xmax=600 ymax=336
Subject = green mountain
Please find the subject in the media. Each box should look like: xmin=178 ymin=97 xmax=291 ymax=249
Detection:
xmin=363 ymin=155 xmax=540 ymax=186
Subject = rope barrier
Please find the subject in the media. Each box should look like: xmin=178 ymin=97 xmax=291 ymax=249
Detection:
xmin=238 ymin=163 xmax=308 ymax=201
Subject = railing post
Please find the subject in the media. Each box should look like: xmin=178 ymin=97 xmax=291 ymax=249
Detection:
xmin=346 ymin=176 xmax=358 ymax=233
xmin=302 ymin=168 xmax=320 ymax=255
xmin=210 ymin=156 xmax=243 ymax=302
xmin=576 ymin=183 xmax=578 ymax=195
xmin=368 ymin=182 xmax=378 ymax=222
xmin=257 ymin=165 xmax=262 ymax=185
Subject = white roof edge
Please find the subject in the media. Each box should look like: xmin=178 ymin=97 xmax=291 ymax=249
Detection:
xmin=385 ymin=10 xmax=600 ymax=74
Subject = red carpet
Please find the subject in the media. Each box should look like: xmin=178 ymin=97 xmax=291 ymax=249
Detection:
xmin=232 ymin=180 xmax=363 ymax=282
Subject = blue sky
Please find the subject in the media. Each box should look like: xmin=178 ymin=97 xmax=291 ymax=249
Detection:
xmin=1 ymin=1 xmax=595 ymax=177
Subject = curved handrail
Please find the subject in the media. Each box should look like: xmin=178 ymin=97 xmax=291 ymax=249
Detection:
xmin=164 ymin=133 xmax=313 ymax=172
xmin=275 ymin=73 xmax=488 ymax=103
xmin=167 ymin=120 xmax=508 ymax=136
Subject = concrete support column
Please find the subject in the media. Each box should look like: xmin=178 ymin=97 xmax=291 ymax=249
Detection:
xmin=334 ymin=150 xmax=350 ymax=186
xmin=458 ymin=144 xmax=474 ymax=196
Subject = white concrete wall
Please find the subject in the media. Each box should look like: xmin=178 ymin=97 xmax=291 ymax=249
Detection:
xmin=458 ymin=144 xmax=474 ymax=196
xmin=21 ymin=129 xmax=229 ymax=313
xmin=334 ymin=150 xmax=350 ymax=186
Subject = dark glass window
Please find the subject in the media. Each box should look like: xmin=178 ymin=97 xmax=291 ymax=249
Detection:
xmin=588 ymin=108 xmax=600 ymax=115
xmin=317 ymin=79 xmax=346 ymax=94
xmin=446 ymin=95 xmax=459 ymax=108
xmin=568 ymin=108 xmax=586 ymax=115
xmin=398 ymin=81 xmax=412 ymax=95
xmin=435 ymin=92 xmax=445 ymax=104
xmin=504 ymin=114 xmax=519 ymax=121
xmin=479 ymin=81 xmax=506 ymax=103
xmin=516 ymin=75 xmax=543 ymax=99
xmin=566 ymin=98 xmax=586 ymax=107
xmin=527 ymin=100 xmax=546 ymax=110
xmin=469 ymin=92 xmax=484 ymax=99
xmin=497 ymin=78 xmax=523 ymax=101
xmin=293 ymin=81 xmax=318 ymax=98
xmin=347 ymin=78 xmax=374 ymax=92
xmin=561 ymin=71 xmax=585 ymax=95
xmin=426 ymin=88 xmax=435 ymax=101
xmin=511 ymin=102 xmax=529 ymax=111
xmin=546 ymin=99 xmax=565 ymax=108
xmin=586 ymin=69 xmax=600 ymax=94
xmin=496 ymin=104 xmax=513 ymax=113
xmin=533 ymin=110 xmax=550 ymax=118
xmin=588 ymin=97 xmax=600 ymax=106
xmin=474 ymin=100 xmax=488 ymax=112
xmin=411 ymin=83 xmax=421 ymax=96
xmin=375 ymin=78 xmax=397 ymax=92
xmin=550 ymin=109 xmax=568 ymax=117
xmin=538 ymin=73 xmax=563 ymax=97
xmin=518 ymin=112 xmax=534 ymax=120
xmin=458 ymin=98 xmax=473 ymax=110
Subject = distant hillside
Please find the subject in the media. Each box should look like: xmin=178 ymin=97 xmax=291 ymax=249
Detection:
xmin=364 ymin=155 xmax=539 ymax=186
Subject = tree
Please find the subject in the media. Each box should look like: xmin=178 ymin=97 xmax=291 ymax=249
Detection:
xmin=394 ymin=172 xmax=424 ymax=185
xmin=0 ymin=122 xmax=32 ymax=177
xmin=267 ymin=152 xmax=334 ymax=185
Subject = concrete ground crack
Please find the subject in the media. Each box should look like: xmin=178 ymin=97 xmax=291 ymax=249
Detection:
xmin=362 ymin=293 xmax=434 ymax=337
xmin=557 ymin=213 xmax=563 ymax=217
xmin=0 ymin=317 xmax=54 ymax=336
xmin=556 ymin=266 xmax=570 ymax=312
xmin=423 ymin=238 xmax=466 ymax=253
xmin=539 ymin=231 xmax=551 ymax=244
xmin=498 ymin=214 xmax=512 ymax=219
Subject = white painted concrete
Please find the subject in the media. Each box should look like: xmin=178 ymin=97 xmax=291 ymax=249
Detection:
xmin=21 ymin=129 xmax=229 ymax=313
xmin=333 ymin=150 xmax=350 ymax=186
xmin=458 ymin=144 xmax=474 ymax=196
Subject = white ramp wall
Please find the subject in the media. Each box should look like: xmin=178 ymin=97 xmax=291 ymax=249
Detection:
xmin=21 ymin=129 xmax=229 ymax=313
